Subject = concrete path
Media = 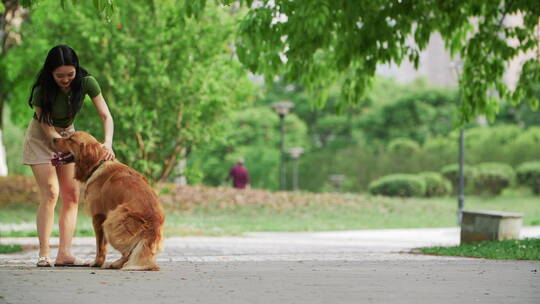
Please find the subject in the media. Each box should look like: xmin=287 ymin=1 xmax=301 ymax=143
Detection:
xmin=1 ymin=227 xmax=539 ymax=304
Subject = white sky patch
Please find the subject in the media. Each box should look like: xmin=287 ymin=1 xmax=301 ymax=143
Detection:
xmin=386 ymin=17 xmax=396 ymax=27
xmin=271 ymin=12 xmax=288 ymax=24
xmin=279 ymin=44 xmax=289 ymax=63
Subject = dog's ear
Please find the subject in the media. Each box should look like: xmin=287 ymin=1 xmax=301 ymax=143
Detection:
xmin=74 ymin=142 xmax=104 ymax=181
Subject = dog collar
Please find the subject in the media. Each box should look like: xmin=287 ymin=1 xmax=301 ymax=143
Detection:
xmin=87 ymin=160 xmax=106 ymax=180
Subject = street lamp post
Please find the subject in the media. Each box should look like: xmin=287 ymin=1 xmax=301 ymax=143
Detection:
xmin=457 ymin=128 xmax=465 ymax=223
xmin=287 ymin=147 xmax=304 ymax=191
xmin=271 ymin=101 xmax=294 ymax=191
xmin=451 ymin=60 xmax=465 ymax=225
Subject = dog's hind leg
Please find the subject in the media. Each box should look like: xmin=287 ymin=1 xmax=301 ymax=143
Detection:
xmin=102 ymin=207 xmax=140 ymax=255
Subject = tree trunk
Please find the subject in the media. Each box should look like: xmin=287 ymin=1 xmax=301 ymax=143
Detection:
xmin=157 ymin=143 xmax=183 ymax=184
xmin=1 ymin=1 xmax=28 ymax=176
xmin=0 ymin=130 xmax=7 ymax=176
xmin=173 ymin=151 xmax=187 ymax=186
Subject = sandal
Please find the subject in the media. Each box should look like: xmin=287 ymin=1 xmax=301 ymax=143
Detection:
xmin=37 ymin=256 xmax=52 ymax=267
xmin=54 ymin=257 xmax=90 ymax=267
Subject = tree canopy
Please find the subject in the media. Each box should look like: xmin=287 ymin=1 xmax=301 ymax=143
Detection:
xmin=183 ymin=0 xmax=540 ymax=123
xmin=11 ymin=0 xmax=539 ymax=122
xmin=2 ymin=0 xmax=255 ymax=182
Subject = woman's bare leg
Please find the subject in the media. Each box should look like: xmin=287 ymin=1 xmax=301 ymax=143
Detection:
xmin=55 ymin=163 xmax=80 ymax=264
xmin=31 ymin=164 xmax=60 ymax=259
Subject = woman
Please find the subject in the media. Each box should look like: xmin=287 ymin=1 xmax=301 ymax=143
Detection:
xmin=23 ymin=45 xmax=115 ymax=267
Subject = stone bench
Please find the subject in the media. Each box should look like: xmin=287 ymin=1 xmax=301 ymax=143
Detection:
xmin=460 ymin=210 xmax=523 ymax=244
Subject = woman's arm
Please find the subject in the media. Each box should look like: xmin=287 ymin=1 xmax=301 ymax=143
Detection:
xmin=34 ymin=106 xmax=63 ymax=143
xmin=91 ymin=93 xmax=115 ymax=160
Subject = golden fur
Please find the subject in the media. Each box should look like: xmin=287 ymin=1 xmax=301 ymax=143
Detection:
xmin=54 ymin=131 xmax=164 ymax=271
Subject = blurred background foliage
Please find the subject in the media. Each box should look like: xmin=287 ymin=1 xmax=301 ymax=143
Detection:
xmin=2 ymin=0 xmax=256 ymax=182
xmin=1 ymin=0 xmax=539 ymax=195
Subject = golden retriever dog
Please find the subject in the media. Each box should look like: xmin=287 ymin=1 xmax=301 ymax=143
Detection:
xmin=53 ymin=131 xmax=164 ymax=271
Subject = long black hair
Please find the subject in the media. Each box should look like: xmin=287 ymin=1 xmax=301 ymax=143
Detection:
xmin=28 ymin=45 xmax=89 ymax=125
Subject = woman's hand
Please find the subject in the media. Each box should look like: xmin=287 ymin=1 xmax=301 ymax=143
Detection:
xmin=102 ymin=142 xmax=115 ymax=161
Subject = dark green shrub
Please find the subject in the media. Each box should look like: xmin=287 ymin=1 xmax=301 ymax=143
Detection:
xmin=473 ymin=163 xmax=515 ymax=195
xmin=516 ymin=161 xmax=540 ymax=195
xmin=418 ymin=172 xmax=452 ymax=197
xmin=440 ymin=164 xmax=476 ymax=193
xmin=368 ymin=174 xmax=426 ymax=197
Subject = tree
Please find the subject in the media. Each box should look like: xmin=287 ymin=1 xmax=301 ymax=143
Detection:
xmin=356 ymin=89 xmax=459 ymax=144
xmin=3 ymin=0 xmax=256 ymax=183
xmin=185 ymin=0 xmax=540 ymax=122
xmin=0 ymin=0 xmax=114 ymax=175
xmin=190 ymin=106 xmax=308 ymax=190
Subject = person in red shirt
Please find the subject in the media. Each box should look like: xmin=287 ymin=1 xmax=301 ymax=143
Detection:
xmin=227 ymin=158 xmax=250 ymax=189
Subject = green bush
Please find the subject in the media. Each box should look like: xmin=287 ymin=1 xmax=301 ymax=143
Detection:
xmin=516 ymin=161 xmax=540 ymax=195
xmin=509 ymin=127 xmax=540 ymax=165
xmin=440 ymin=164 xmax=476 ymax=193
xmin=418 ymin=172 xmax=452 ymax=197
xmin=387 ymin=138 xmax=420 ymax=154
xmin=368 ymin=174 xmax=426 ymax=197
xmin=473 ymin=163 xmax=515 ymax=196
xmin=356 ymin=89 xmax=457 ymax=144
xmin=420 ymin=136 xmax=458 ymax=170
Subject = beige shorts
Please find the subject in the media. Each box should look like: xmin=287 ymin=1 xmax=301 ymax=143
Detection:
xmin=22 ymin=118 xmax=75 ymax=165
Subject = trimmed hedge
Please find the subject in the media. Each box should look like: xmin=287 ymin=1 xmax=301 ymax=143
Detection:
xmin=473 ymin=162 xmax=515 ymax=195
xmin=368 ymin=174 xmax=426 ymax=197
xmin=516 ymin=161 xmax=540 ymax=195
xmin=440 ymin=164 xmax=476 ymax=193
xmin=418 ymin=172 xmax=452 ymax=197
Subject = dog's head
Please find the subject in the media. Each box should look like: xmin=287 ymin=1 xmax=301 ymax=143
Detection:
xmin=53 ymin=131 xmax=106 ymax=181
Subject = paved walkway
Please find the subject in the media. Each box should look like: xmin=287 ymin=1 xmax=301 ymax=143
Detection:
xmin=1 ymin=227 xmax=539 ymax=303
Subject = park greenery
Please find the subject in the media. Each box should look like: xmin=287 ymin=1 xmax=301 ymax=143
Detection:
xmin=0 ymin=2 xmax=538 ymax=264
xmin=0 ymin=244 xmax=22 ymax=253
xmin=2 ymin=0 xmax=256 ymax=182
xmin=0 ymin=0 xmax=539 ymax=194
xmin=1 ymin=179 xmax=539 ymax=238
xmin=420 ymin=238 xmax=540 ymax=260
xmin=182 ymin=0 xmax=540 ymax=121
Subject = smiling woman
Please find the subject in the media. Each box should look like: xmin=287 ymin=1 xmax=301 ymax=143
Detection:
xmin=52 ymin=65 xmax=76 ymax=90
xmin=21 ymin=45 xmax=115 ymax=267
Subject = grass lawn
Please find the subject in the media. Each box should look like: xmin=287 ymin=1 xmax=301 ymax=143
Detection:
xmin=1 ymin=190 xmax=538 ymax=237
xmin=420 ymin=238 xmax=540 ymax=260
xmin=0 ymin=244 xmax=23 ymax=254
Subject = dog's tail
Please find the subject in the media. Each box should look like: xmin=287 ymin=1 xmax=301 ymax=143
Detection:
xmin=108 ymin=206 xmax=164 ymax=271
xmin=122 ymin=238 xmax=160 ymax=271
xmin=122 ymin=209 xmax=163 ymax=270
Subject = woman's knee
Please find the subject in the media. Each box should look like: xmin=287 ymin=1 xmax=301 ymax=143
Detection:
xmin=39 ymin=183 xmax=60 ymax=204
xmin=61 ymin=186 xmax=80 ymax=204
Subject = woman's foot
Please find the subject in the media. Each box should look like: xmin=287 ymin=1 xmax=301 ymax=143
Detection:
xmin=36 ymin=256 xmax=52 ymax=267
xmin=54 ymin=253 xmax=76 ymax=265
xmin=54 ymin=255 xmax=90 ymax=267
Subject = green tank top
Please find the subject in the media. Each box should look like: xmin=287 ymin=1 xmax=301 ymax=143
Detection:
xmin=31 ymin=75 xmax=102 ymax=128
